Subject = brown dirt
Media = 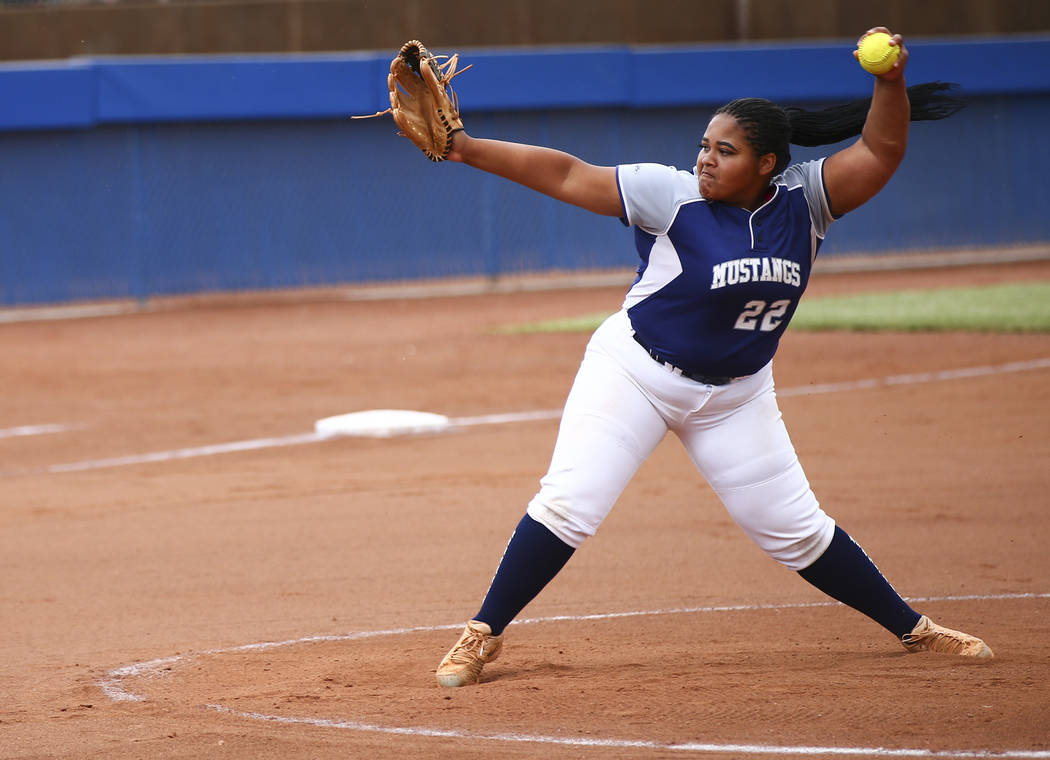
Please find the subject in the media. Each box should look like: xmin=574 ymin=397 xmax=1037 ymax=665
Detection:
xmin=2 ymin=259 xmax=1049 ymax=759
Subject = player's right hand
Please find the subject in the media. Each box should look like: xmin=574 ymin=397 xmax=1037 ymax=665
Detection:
xmin=855 ymin=27 xmax=909 ymax=81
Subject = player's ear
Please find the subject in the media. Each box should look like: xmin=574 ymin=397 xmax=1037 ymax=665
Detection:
xmin=757 ymin=152 xmax=777 ymax=177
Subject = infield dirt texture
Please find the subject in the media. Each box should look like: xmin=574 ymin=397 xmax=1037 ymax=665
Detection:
xmin=3 ymin=259 xmax=1049 ymax=759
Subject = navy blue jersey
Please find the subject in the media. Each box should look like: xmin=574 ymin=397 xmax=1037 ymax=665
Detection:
xmin=617 ymin=159 xmax=835 ymax=378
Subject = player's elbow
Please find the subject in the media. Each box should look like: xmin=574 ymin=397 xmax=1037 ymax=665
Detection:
xmin=879 ymin=140 xmax=907 ymax=170
xmin=864 ymin=132 xmax=907 ymax=171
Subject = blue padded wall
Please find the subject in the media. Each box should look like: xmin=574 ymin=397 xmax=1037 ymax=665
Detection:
xmin=1 ymin=37 xmax=1048 ymax=305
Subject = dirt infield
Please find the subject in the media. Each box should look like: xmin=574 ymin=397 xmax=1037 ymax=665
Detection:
xmin=3 ymin=259 xmax=1049 ymax=760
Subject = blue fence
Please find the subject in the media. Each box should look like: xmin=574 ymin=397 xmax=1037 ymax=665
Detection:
xmin=2 ymin=36 xmax=1049 ymax=306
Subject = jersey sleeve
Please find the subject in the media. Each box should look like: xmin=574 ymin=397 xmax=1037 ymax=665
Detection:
xmin=617 ymin=163 xmax=700 ymax=234
xmin=778 ymin=157 xmax=835 ymax=240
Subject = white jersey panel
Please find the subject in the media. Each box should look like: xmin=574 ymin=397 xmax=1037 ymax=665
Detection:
xmin=622 ymin=234 xmax=683 ymax=310
xmin=778 ymin=159 xmax=835 ymax=240
xmin=619 ymin=163 xmax=703 ymax=234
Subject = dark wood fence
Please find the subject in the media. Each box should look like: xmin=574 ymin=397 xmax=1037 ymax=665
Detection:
xmin=1 ymin=0 xmax=1048 ymax=61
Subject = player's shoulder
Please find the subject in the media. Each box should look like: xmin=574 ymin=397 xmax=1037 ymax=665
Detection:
xmin=775 ymin=157 xmax=836 ymax=234
xmin=618 ymin=163 xmax=701 ymax=232
xmin=775 ymin=157 xmax=826 ymax=190
xmin=620 ymin=162 xmax=699 ymax=193
xmin=618 ymin=163 xmax=700 ymax=208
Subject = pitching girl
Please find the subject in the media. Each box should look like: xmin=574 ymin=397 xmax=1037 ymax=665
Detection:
xmin=431 ymin=28 xmax=992 ymax=687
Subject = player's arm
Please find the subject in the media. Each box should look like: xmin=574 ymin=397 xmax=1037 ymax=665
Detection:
xmin=822 ymin=29 xmax=910 ymax=217
xmin=447 ymin=131 xmax=623 ymax=217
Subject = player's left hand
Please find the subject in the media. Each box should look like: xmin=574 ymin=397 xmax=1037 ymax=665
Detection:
xmin=854 ymin=27 xmax=909 ymax=81
xmin=352 ymin=40 xmax=471 ymax=162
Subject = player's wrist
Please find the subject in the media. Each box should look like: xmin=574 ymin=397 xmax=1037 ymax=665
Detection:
xmin=448 ymin=129 xmax=469 ymax=162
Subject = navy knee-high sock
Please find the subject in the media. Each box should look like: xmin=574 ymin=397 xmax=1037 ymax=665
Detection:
xmin=474 ymin=514 xmax=576 ymax=636
xmin=798 ymin=525 xmax=921 ymax=638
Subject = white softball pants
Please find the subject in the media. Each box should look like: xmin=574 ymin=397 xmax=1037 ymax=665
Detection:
xmin=526 ymin=309 xmax=835 ymax=571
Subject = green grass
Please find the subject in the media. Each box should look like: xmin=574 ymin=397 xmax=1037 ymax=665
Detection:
xmin=498 ymin=282 xmax=1050 ymax=334
xmin=500 ymin=312 xmax=615 ymax=334
xmin=791 ymin=282 xmax=1050 ymax=332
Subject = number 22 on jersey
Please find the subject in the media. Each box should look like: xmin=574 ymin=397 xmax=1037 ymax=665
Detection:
xmin=734 ymin=299 xmax=792 ymax=332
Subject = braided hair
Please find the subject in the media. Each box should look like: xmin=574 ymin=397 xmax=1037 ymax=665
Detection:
xmin=714 ymin=82 xmax=964 ymax=176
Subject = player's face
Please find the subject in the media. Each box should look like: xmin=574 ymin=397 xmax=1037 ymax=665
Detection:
xmin=696 ymin=114 xmax=774 ymax=210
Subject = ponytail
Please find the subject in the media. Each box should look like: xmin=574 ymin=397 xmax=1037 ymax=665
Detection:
xmin=786 ymin=81 xmax=965 ymax=147
xmin=716 ymin=82 xmax=964 ymax=175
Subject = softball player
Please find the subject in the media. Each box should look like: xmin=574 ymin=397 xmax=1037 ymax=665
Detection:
xmin=433 ymin=29 xmax=992 ymax=687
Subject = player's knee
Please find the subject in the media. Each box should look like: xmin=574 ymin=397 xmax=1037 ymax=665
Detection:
xmin=526 ymin=500 xmax=592 ymax=548
xmin=765 ymin=518 xmax=836 ymax=571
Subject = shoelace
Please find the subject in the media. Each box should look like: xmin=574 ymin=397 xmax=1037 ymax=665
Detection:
xmin=448 ymin=629 xmax=489 ymax=663
xmin=904 ymin=625 xmax=979 ymax=654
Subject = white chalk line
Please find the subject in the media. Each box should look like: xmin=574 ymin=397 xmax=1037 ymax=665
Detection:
xmin=201 ymin=703 xmax=1050 ymax=758
xmin=204 ymin=703 xmax=1050 ymax=759
xmin=28 ymin=356 xmax=1050 ymax=475
xmin=43 ymin=432 xmax=324 ymax=473
xmin=0 ymin=422 xmax=83 ymax=439
xmin=777 ymin=357 xmax=1050 ymax=398
xmin=447 ymin=409 xmax=563 ymax=426
xmin=99 ymin=592 xmax=1050 ymax=758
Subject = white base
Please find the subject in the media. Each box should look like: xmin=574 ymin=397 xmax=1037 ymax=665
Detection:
xmin=314 ymin=409 xmax=451 ymax=438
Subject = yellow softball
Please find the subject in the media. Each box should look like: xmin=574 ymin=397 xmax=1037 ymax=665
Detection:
xmin=857 ymin=32 xmax=900 ymax=75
